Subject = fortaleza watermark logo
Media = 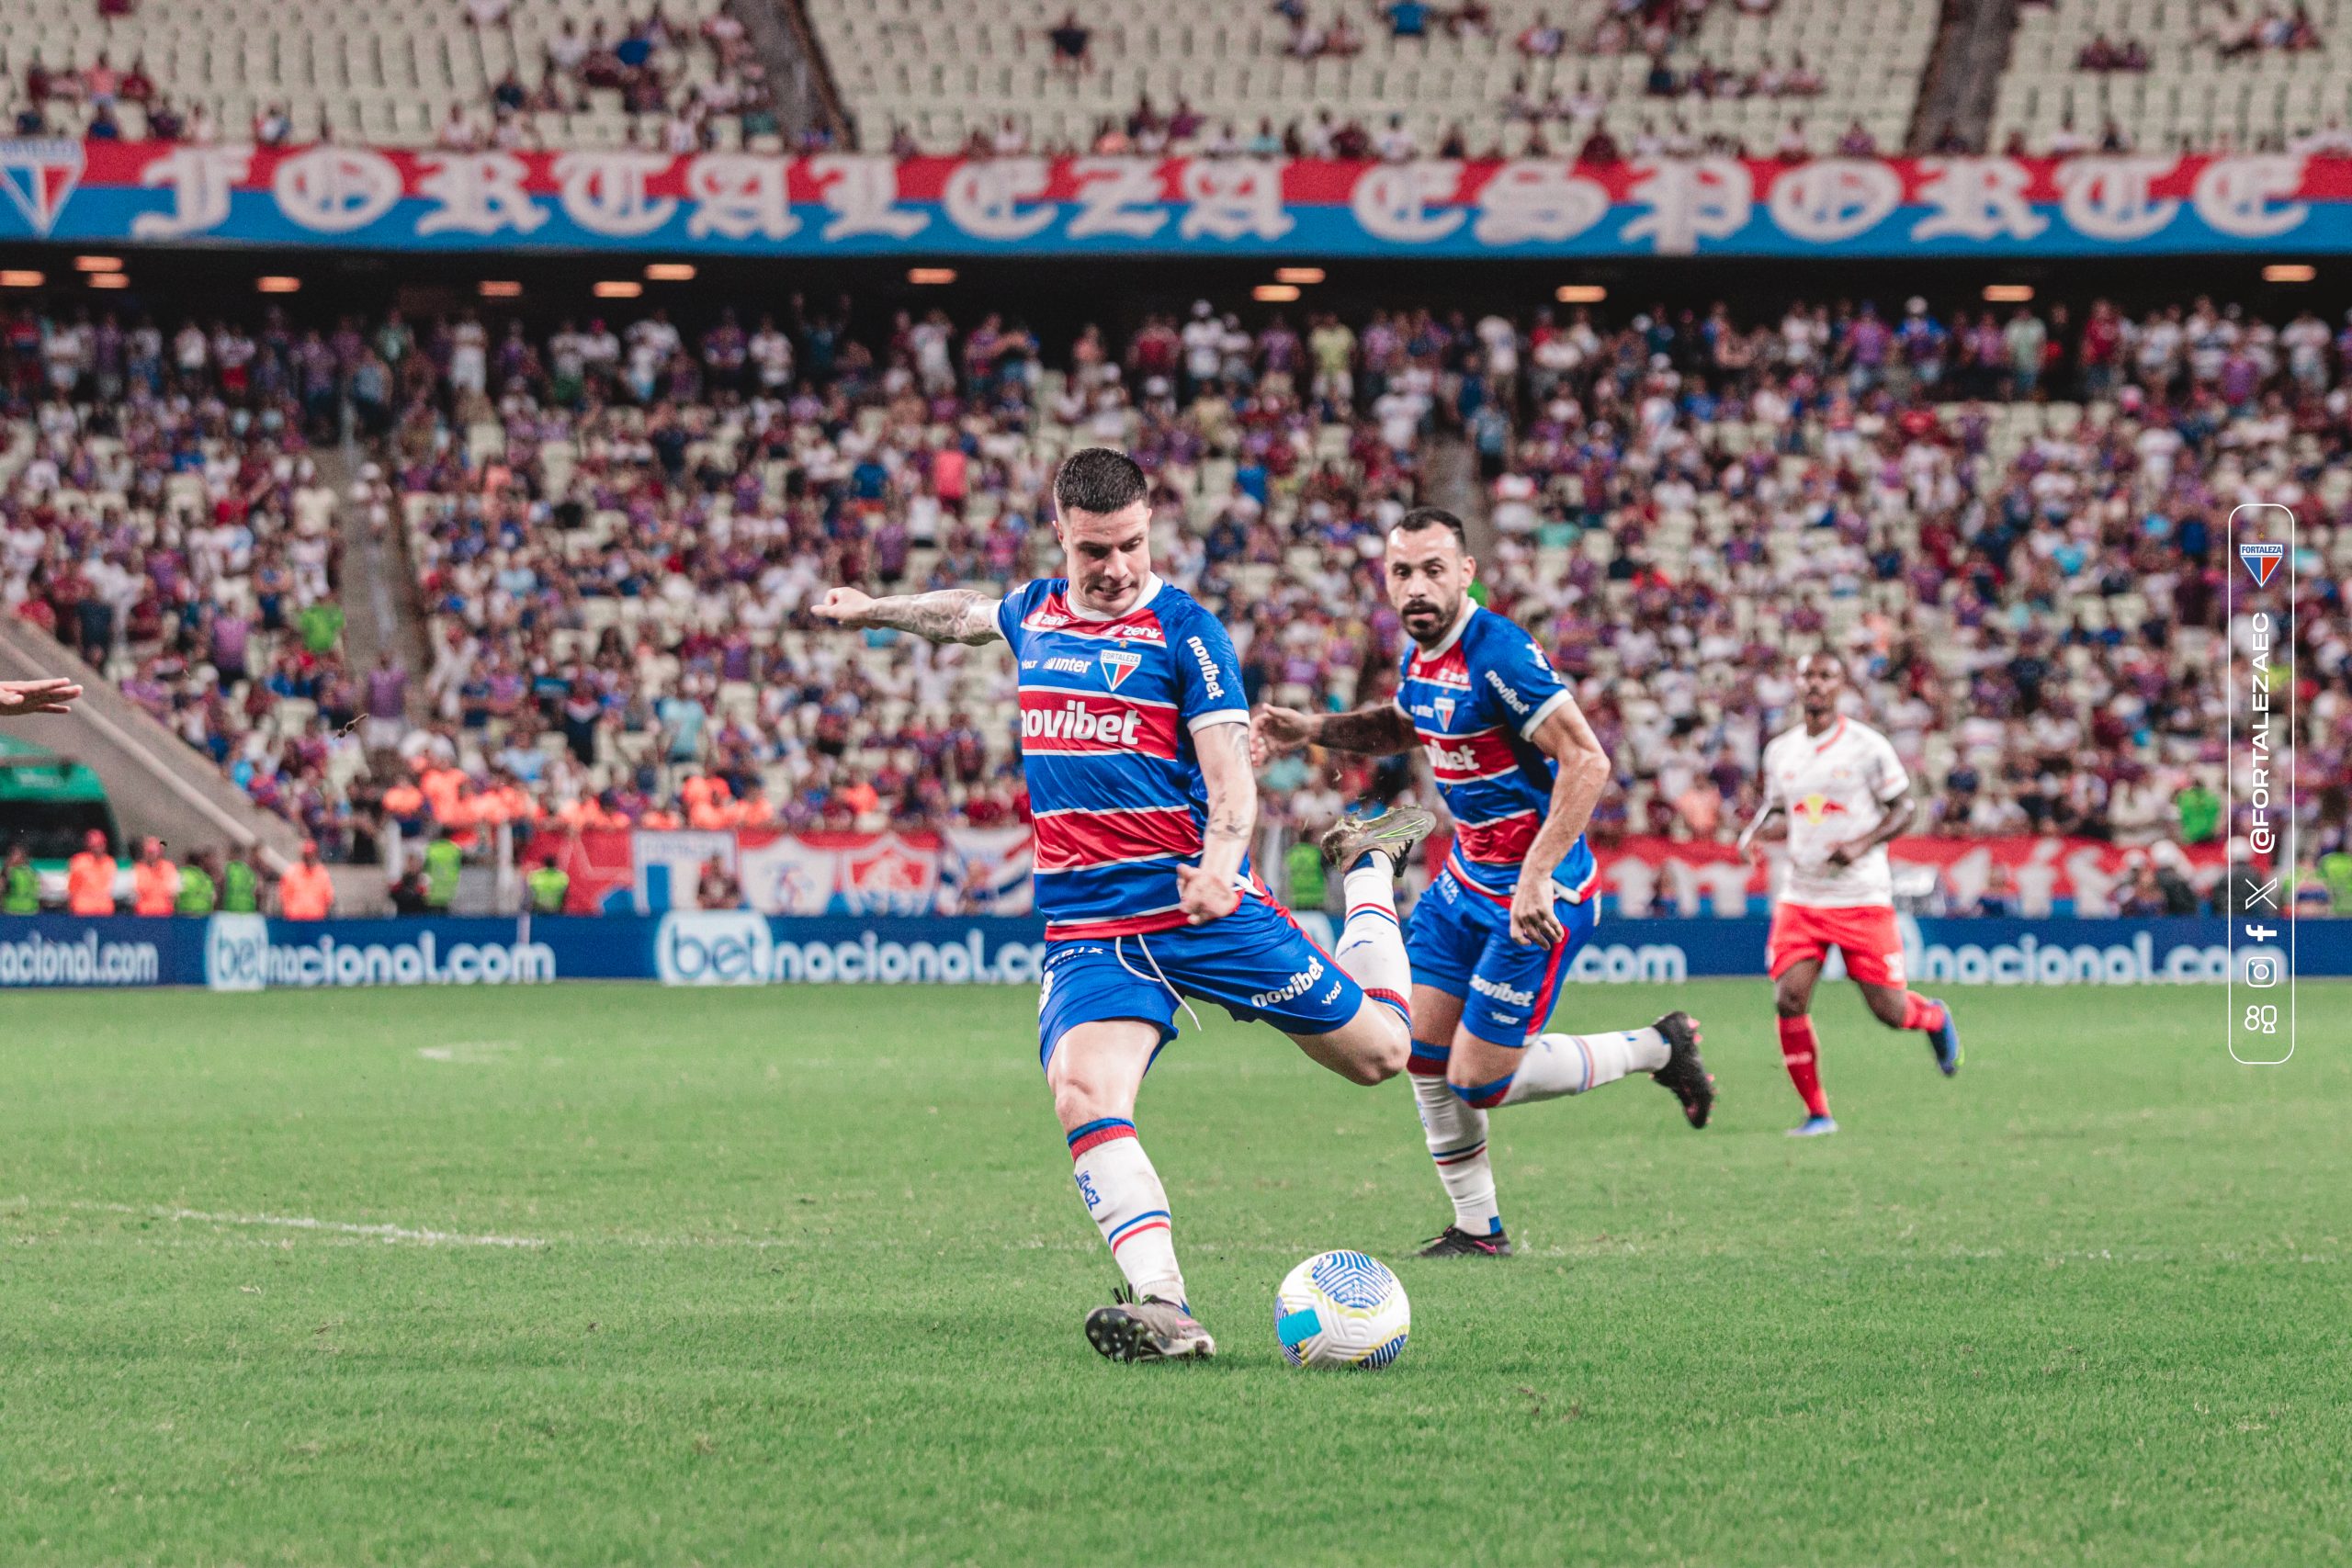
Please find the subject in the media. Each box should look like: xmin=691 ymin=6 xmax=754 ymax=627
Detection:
xmin=256 ymin=930 xmax=556 ymax=988
xmin=655 ymin=911 xmax=1044 ymax=986
xmin=0 ymin=929 xmax=160 ymax=987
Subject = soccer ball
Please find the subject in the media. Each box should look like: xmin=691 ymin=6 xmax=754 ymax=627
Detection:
xmin=1274 ymin=1250 xmax=1410 ymax=1369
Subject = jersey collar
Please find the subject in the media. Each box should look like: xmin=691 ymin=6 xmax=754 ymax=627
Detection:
xmin=1411 ymin=598 xmax=1476 ymax=663
xmin=1068 ymin=572 xmax=1161 ymax=621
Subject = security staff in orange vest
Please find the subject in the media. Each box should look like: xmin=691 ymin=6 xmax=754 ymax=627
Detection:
xmin=131 ymin=837 xmax=181 ymax=917
xmin=66 ymin=829 xmax=117 ymax=916
xmin=277 ymin=840 xmax=335 ymax=921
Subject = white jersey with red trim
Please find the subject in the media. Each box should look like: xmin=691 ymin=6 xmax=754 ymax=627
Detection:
xmin=1760 ymin=714 xmax=1910 ymax=908
xmin=995 ymin=573 xmax=1253 ymax=941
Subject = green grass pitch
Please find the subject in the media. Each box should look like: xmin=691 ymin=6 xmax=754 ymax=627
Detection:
xmin=2 ymin=980 xmax=2346 ymax=1566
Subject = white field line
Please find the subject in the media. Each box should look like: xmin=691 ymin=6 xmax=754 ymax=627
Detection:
xmin=4 ymin=1198 xmax=548 ymax=1248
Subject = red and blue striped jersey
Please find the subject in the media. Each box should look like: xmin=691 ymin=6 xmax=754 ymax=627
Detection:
xmin=1394 ymin=604 xmax=1598 ymax=903
xmin=996 ymin=575 xmax=1253 ymax=941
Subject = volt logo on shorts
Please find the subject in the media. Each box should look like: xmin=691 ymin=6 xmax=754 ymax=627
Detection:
xmin=1022 ymin=699 xmax=1143 ymax=747
xmin=1042 ymin=656 xmax=1091 ymax=675
xmin=1470 ymin=973 xmax=1534 ymax=1007
xmin=1185 ymin=636 xmax=1225 ymax=700
xmin=1249 ymin=955 xmax=1326 ymax=1010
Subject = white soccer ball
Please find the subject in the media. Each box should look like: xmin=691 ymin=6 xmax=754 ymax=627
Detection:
xmin=1274 ymin=1250 xmax=1410 ymax=1369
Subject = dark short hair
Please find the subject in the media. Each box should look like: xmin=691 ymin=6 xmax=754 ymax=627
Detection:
xmin=1393 ymin=506 xmax=1469 ymax=550
xmin=1054 ymin=447 xmax=1149 ymax=517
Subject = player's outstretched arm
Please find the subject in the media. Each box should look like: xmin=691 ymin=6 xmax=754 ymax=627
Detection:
xmin=1250 ymin=701 xmax=1414 ymax=766
xmin=1735 ymin=799 xmax=1784 ymax=860
xmin=1179 ymin=721 xmax=1255 ymax=924
xmin=809 ymin=586 xmax=1002 ymax=646
xmin=1509 ymin=699 xmax=1612 ymax=947
xmin=0 ymin=677 xmax=84 ymax=716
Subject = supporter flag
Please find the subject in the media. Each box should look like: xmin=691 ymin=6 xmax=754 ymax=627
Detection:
xmin=939 ymin=826 xmax=1035 ymax=917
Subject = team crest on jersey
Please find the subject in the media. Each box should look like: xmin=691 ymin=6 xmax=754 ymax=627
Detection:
xmin=0 ymin=140 xmax=84 ymax=237
xmin=2238 ymin=539 xmax=2283 ymax=588
xmin=1099 ymin=649 xmax=1142 ymax=690
xmin=1433 ymin=697 xmax=1455 ymax=726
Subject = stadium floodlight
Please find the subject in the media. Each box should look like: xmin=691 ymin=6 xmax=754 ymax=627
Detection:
xmin=594 ymin=280 xmax=644 ymax=299
xmin=88 ymin=274 xmax=130 ymax=290
xmin=1555 ymin=284 xmax=1607 ymax=303
xmin=1983 ymin=284 xmax=2035 ymax=302
xmin=479 ymin=280 xmax=524 ymax=298
xmin=908 ymin=267 xmax=957 ymax=285
xmin=644 ymin=263 xmax=696 ymax=282
xmin=2263 ymin=264 xmax=2316 ymax=283
xmin=1275 ymin=267 xmax=1326 ymax=285
xmin=1253 ymin=284 xmax=1301 ymax=302
xmin=256 ymin=276 xmax=300 ymax=294
xmin=74 ymin=255 xmax=122 ymax=273
xmin=0 ymin=270 xmax=43 ymax=288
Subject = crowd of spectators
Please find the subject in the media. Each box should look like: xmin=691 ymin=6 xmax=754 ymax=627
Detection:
xmin=4 ymin=281 xmax=2348 ymax=910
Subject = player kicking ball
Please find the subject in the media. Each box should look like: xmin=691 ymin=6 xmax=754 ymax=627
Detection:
xmin=1734 ymin=651 xmax=1962 ymax=1136
xmin=814 ymin=448 xmax=1425 ymax=1363
xmin=1254 ymin=507 xmax=1713 ymax=1259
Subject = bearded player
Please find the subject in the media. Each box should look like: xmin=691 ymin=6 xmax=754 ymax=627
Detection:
xmin=1254 ymin=507 xmax=1713 ymax=1258
xmin=814 ymin=447 xmax=1428 ymax=1362
xmin=1735 ymin=651 xmax=1962 ymax=1136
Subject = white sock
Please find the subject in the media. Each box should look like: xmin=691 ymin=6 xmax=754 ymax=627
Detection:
xmin=1335 ymin=852 xmax=1411 ymax=1028
xmin=1411 ymin=1053 xmax=1503 ymax=1236
xmin=1499 ymin=1026 xmax=1669 ymax=1107
xmin=1067 ymin=1118 xmax=1186 ymax=1305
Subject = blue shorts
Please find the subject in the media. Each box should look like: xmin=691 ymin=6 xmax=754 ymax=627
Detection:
xmin=1036 ymin=893 xmax=1368 ymax=1066
xmin=1404 ymin=866 xmax=1598 ymax=1048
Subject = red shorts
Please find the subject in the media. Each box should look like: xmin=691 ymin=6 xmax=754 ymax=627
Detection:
xmin=1767 ymin=902 xmax=1906 ymax=987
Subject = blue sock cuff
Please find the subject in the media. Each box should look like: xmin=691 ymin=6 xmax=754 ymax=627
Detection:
xmin=1454 ymin=1073 xmax=1515 ymax=1109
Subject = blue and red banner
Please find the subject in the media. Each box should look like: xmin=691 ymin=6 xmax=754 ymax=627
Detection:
xmin=2 ymin=141 xmax=2346 ymax=256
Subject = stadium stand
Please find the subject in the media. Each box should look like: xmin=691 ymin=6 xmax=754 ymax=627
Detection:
xmin=3 ymin=0 xmax=775 ymax=152
xmin=1993 ymin=0 xmax=2346 ymax=153
xmin=803 ymin=0 xmax=1934 ymax=159
xmin=7 ymin=286 xmax=2324 ymax=880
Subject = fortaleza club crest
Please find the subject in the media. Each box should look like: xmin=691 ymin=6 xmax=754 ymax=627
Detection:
xmin=1433 ymin=697 xmax=1455 ymax=726
xmin=1098 ymin=649 xmax=1141 ymax=690
xmin=0 ymin=140 xmax=85 ymax=237
xmin=2238 ymin=539 xmax=2284 ymax=588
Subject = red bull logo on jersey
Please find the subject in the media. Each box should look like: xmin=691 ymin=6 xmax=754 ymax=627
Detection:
xmin=1791 ymin=793 xmax=1852 ymax=822
xmin=1099 ymin=649 xmax=1142 ymax=690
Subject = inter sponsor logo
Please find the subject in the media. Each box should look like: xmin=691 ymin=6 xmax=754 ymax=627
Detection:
xmin=1042 ymin=656 xmax=1092 ymax=675
xmin=1249 ymin=955 xmax=1325 ymax=1010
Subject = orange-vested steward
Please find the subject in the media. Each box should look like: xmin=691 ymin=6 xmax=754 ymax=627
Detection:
xmin=66 ymin=851 xmax=117 ymax=915
xmin=132 ymin=859 xmax=179 ymax=916
xmin=277 ymin=862 xmax=334 ymax=920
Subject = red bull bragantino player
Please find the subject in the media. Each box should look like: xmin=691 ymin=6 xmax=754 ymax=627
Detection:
xmin=814 ymin=447 xmax=1425 ymax=1364
xmin=1255 ymin=507 xmax=1715 ymax=1258
xmin=1736 ymin=650 xmax=1962 ymax=1135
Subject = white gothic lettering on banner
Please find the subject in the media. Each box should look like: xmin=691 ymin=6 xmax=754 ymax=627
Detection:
xmin=2052 ymin=155 xmax=2179 ymax=241
xmin=271 ymin=145 xmax=402 ymax=233
xmin=131 ymin=144 xmax=251 ymax=239
xmin=1351 ymin=161 xmax=1466 ymax=243
xmin=1767 ymin=157 xmax=1903 ymax=243
xmin=1909 ymin=157 xmax=2048 ymax=243
xmin=1470 ymin=159 xmax=1610 ymax=243
xmin=2191 ymin=154 xmax=2308 ymax=238
xmin=554 ymin=151 xmax=678 ymax=236
xmin=684 ymin=152 xmax=798 ymax=239
xmin=415 ymin=152 xmax=548 ymax=237
xmin=1066 ymin=156 xmax=1169 ymax=240
xmin=1177 ymin=158 xmax=1293 ymax=241
xmin=942 ymin=156 xmax=1057 ymax=241
xmin=1621 ymin=157 xmax=1753 ymax=254
xmin=808 ymin=153 xmax=928 ymax=241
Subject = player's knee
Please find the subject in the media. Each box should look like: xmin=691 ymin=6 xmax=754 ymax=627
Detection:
xmin=1774 ymin=987 xmax=1810 ymax=1020
xmin=1046 ymin=1060 xmax=1117 ymax=1127
xmin=1866 ymin=993 xmax=1908 ymax=1028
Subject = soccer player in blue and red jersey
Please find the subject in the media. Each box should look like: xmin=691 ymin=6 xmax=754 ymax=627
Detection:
xmin=1255 ymin=508 xmax=1715 ymax=1257
xmin=814 ymin=448 xmax=1427 ymax=1361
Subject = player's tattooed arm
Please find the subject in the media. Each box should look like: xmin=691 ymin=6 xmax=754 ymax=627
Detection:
xmin=1510 ymin=698 xmax=1613 ymax=946
xmin=1824 ymin=788 xmax=1916 ymax=869
xmin=1181 ymin=720 xmax=1256 ymax=924
xmin=1250 ymin=701 xmax=1414 ymax=766
xmin=808 ymin=586 xmax=1002 ymax=646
